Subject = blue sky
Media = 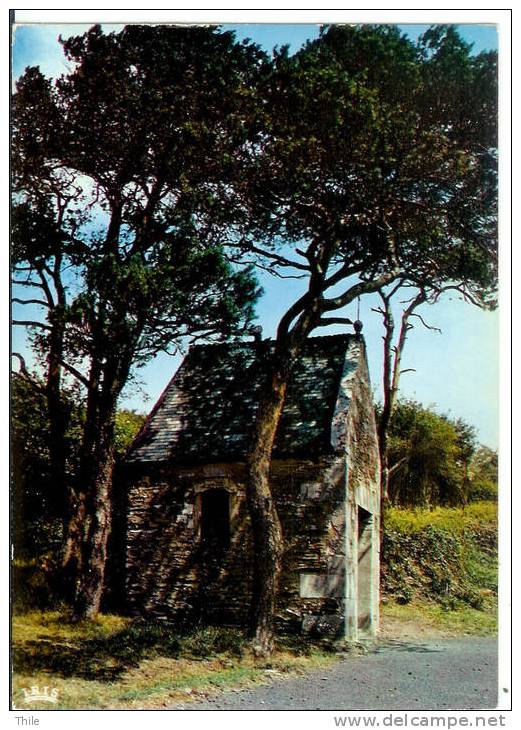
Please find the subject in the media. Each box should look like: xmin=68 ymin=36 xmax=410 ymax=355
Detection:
xmin=11 ymin=22 xmax=500 ymax=448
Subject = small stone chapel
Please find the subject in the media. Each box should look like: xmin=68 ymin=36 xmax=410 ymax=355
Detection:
xmin=122 ymin=333 xmax=381 ymax=640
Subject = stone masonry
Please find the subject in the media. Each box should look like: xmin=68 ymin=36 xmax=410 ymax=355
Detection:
xmin=123 ymin=334 xmax=381 ymax=640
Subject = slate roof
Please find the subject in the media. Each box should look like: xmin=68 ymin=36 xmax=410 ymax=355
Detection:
xmin=127 ymin=334 xmax=363 ymax=464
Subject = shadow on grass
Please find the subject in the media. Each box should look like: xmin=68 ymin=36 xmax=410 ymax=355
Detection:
xmin=13 ymin=621 xmax=247 ymax=682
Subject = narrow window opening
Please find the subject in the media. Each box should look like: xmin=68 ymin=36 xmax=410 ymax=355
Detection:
xmin=200 ymin=488 xmax=230 ymax=551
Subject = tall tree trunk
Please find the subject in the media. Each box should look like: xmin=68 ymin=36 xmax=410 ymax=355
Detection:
xmin=377 ymin=290 xmax=395 ymax=507
xmin=60 ymin=359 xmax=102 ymax=602
xmin=72 ymin=347 xmax=131 ymax=619
xmin=246 ymin=357 xmax=290 ymax=656
xmin=73 ymin=422 xmax=115 ymax=619
xmin=72 ymin=383 xmax=118 ymax=619
xmin=59 ymin=489 xmax=87 ymax=602
xmin=378 ymin=404 xmax=390 ymax=508
xmin=245 ymin=294 xmax=323 ymax=655
xmin=46 ymin=318 xmax=68 ymax=515
xmin=45 ymin=314 xmax=78 ymax=602
xmin=377 ymin=287 xmax=426 ymax=508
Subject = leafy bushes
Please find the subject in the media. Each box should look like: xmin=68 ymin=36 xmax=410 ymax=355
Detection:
xmin=384 ymin=399 xmax=476 ymax=507
xmin=381 ymin=503 xmax=497 ymax=611
xmin=467 ymin=478 xmax=497 ymax=503
xmin=385 ymin=501 xmax=497 ymax=533
xmin=11 ymin=374 xmax=146 ymax=562
xmin=12 ymin=560 xmax=58 ymax=613
xmin=182 ymin=625 xmax=246 ymax=658
xmin=382 ymin=400 xmax=498 ymax=508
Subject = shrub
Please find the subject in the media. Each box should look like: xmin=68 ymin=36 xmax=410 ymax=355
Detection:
xmin=381 ymin=504 xmax=497 ymax=611
xmin=12 ymin=559 xmax=57 ymax=613
xmin=182 ymin=626 xmax=246 ymax=658
xmin=467 ymin=478 xmax=498 ymax=503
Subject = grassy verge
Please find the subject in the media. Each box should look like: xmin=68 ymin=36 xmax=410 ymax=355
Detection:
xmin=381 ymin=598 xmax=497 ymax=636
xmin=384 ymin=502 xmax=497 ymax=534
xmin=13 ymin=502 xmax=498 ymax=708
xmin=12 ymin=611 xmax=335 ymax=710
xmin=381 ymin=501 xmax=498 ymax=637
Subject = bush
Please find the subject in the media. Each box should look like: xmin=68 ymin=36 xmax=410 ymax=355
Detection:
xmin=182 ymin=626 xmax=246 ymax=658
xmin=383 ymin=399 xmax=476 ymax=508
xmin=467 ymin=478 xmax=497 ymax=503
xmin=381 ymin=504 xmax=497 ymax=611
xmin=12 ymin=559 xmax=57 ymax=613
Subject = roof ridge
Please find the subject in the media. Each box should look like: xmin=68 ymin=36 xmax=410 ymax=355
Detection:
xmin=189 ymin=332 xmax=358 ymax=352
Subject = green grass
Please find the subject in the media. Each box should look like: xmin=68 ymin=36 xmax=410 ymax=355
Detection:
xmin=382 ymin=501 xmax=498 ymax=636
xmin=11 ymin=610 xmax=334 ymax=710
xmin=382 ymin=598 xmax=497 ymax=636
xmin=13 ymin=502 xmax=498 ymax=708
xmin=385 ymin=501 xmax=497 ymax=534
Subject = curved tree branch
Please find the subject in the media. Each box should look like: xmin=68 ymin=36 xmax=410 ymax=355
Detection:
xmin=11 ymin=353 xmax=45 ymax=392
xmin=58 ymin=358 xmax=90 ymax=388
xmin=12 ymin=320 xmax=52 ymax=331
xmin=409 ymin=312 xmax=442 ymax=333
xmin=12 ymin=297 xmax=50 ymax=308
xmin=315 ymin=317 xmax=353 ymax=328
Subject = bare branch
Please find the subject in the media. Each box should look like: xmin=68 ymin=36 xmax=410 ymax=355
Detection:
xmin=389 ymin=288 xmax=427 ymax=395
xmin=231 ymin=242 xmax=310 ymax=272
xmin=12 ymin=298 xmax=50 ymax=308
xmin=58 ymin=358 xmax=89 ymax=387
xmin=12 ymin=320 xmax=52 ymax=331
xmin=11 ymin=353 xmax=45 ymax=392
xmin=228 ymin=255 xmax=306 ymax=279
xmin=316 ymin=317 xmax=353 ymax=328
xmin=36 ymin=269 xmax=56 ymax=308
xmin=321 ymin=267 xmax=403 ymax=312
xmin=434 ymin=283 xmax=484 ymax=308
xmin=388 ymin=457 xmax=408 ymax=478
xmin=323 ymin=261 xmax=365 ymax=291
xmin=409 ymin=313 xmax=442 ymax=333
xmin=265 ymin=271 xmax=306 ymax=280
xmin=12 ymin=279 xmax=46 ymax=289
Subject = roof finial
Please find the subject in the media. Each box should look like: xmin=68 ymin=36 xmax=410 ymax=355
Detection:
xmin=353 ymin=296 xmax=363 ymax=336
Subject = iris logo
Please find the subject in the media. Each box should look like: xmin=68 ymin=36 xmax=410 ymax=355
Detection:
xmin=21 ymin=686 xmax=59 ymax=704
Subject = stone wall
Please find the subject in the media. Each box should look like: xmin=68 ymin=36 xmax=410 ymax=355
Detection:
xmin=124 ymin=338 xmax=381 ymax=638
xmin=341 ymin=349 xmax=381 ymax=637
xmin=124 ymin=454 xmax=348 ymax=630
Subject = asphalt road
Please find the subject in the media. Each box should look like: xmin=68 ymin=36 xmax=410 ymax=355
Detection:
xmin=173 ymin=637 xmax=499 ymax=711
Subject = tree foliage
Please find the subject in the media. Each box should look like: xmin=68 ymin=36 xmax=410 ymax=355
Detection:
xmin=11 ymin=374 xmax=146 ymax=559
xmin=113 ymin=409 xmax=146 ymax=455
xmin=468 ymin=445 xmax=498 ymax=502
xmin=12 ymin=24 xmax=263 ymax=616
xmin=235 ymin=24 xmax=497 ymax=308
xmin=11 ymin=374 xmax=81 ymax=557
xmin=229 ymin=23 xmax=497 ymax=652
xmin=13 ymin=25 xmax=263 ymax=368
xmin=384 ymin=399 xmax=478 ymax=507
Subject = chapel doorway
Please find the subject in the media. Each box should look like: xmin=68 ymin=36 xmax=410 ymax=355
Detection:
xmin=357 ymin=506 xmax=374 ymax=633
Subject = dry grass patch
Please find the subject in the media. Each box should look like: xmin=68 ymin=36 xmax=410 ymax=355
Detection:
xmin=381 ymin=597 xmax=497 ymax=638
xmin=12 ymin=610 xmax=334 ymax=710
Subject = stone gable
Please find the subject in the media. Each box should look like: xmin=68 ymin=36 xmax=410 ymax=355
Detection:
xmin=123 ymin=334 xmax=381 ymax=640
